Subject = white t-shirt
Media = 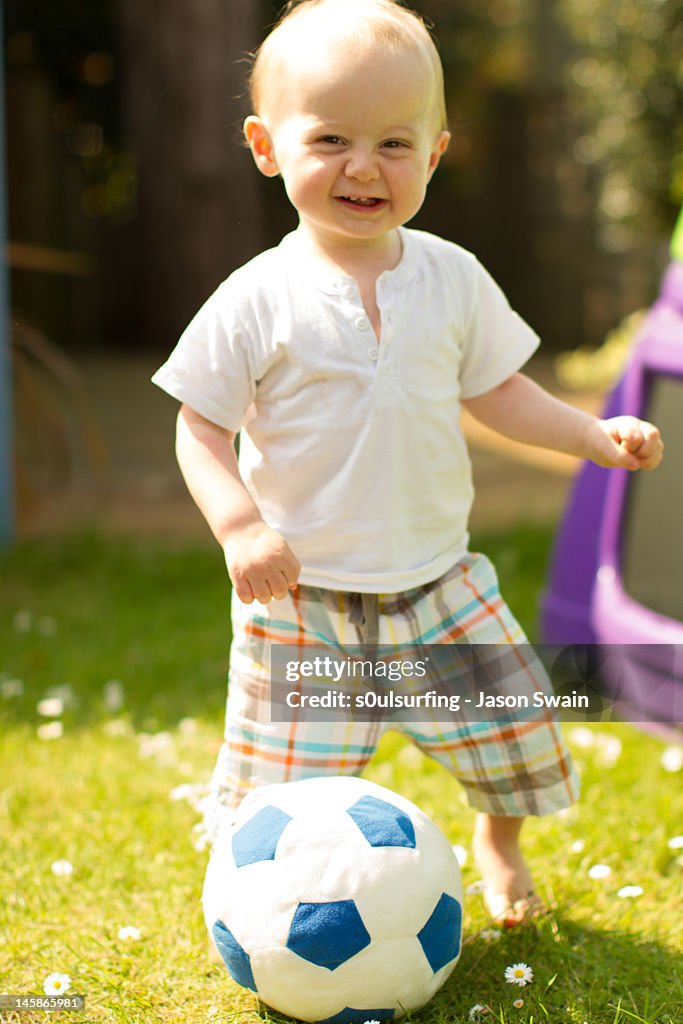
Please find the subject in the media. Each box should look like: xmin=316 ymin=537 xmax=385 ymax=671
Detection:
xmin=152 ymin=227 xmax=539 ymax=592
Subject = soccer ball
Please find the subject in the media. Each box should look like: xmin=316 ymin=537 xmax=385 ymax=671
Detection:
xmin=203 ymin=776 xmax=462 ymax=1023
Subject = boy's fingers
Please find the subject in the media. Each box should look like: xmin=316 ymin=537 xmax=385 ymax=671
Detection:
xmin=269 ymin=571 xmax=292 ymax=601
xmin=234 ymin=580 xmax=255 ymax=604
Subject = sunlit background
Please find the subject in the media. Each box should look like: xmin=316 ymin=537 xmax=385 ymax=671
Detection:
xmin=3 ymin=0 xmax=683 ymax=535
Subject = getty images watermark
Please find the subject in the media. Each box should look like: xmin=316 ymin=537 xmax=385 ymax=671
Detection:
xmin=270 ymin=643 xmax=683 ymax=726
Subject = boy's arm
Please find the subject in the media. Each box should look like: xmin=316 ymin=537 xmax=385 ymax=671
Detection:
xmin=175 ymin=404 xmax=300 ymax=604
xmin=462 ymin=373 xmax=663 ymax=471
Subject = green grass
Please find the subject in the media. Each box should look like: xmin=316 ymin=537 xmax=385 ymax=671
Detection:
xmin=1 ymin=529 xmax=682 ymax=1024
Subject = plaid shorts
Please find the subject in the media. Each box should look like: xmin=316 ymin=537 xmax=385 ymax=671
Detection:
xmin=206 ymin=552 xmax=579 ymax=836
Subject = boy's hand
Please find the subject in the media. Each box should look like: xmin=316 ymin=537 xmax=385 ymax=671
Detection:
xmin=586 ymin=416 xmax=664 ymax=471
xmin=224 ymin=522 xmax=301 ymax=605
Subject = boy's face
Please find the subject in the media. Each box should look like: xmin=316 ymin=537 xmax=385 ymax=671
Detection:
xmin=245 ymin=35 xmax=450 ymax=256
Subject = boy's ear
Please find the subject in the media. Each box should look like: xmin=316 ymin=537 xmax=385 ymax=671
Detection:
xmin=244 ymin=116 xmax=279 ymax=177
xmin=427 ymin=130 xmax=451 ymax=181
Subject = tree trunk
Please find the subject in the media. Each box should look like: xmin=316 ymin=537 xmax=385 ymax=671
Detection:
xmin=117 ymin=0 xmax=264 ymax=349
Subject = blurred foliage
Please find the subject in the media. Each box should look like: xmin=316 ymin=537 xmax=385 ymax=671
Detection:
xmin=5 ymin=0 xmax=136 ymax=222
xmin=558 ymin=0 xmax=683 ymax=250
xmin=8 ymin=0 xmax=682 ymax=261
xmin=555 ymin=309 xmax=645 ymax=390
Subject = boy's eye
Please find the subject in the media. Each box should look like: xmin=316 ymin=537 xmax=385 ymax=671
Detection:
xmin=319 ymin=135 xmax=344 ymax=145
xmin=382 ymin=139 xmax=408 ymax=149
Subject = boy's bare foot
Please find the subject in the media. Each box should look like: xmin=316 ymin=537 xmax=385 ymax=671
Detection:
xmin=472 ymin=812 xmax=545 ymax=928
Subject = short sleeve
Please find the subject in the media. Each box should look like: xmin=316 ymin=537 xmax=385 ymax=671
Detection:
xmin=151 ymin=281 xmax=256 ymax=432
xmin=458 ymin=258 xmax=540 ymax=399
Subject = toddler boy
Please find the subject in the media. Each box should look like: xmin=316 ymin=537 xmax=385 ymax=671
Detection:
xmin=152 ymin=0 xmax=663 ymax=925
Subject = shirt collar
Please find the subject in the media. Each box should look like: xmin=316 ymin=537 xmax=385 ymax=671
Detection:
xmin=280 ymin=227 xmax=418 ymax=295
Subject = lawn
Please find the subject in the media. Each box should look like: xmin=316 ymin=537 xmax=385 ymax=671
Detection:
xmin=1 ymin=528 xmax=682 ymax=1024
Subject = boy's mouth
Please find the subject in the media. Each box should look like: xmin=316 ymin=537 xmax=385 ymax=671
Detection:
xmin=336 ymin=196 xmax=386 ymax=209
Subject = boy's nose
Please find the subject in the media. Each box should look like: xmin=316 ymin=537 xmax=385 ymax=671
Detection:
xmin=344 ymin=149 xmax=380 ymax=182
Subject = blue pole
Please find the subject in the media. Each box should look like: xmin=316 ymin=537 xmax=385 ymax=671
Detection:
xmin=0 ymin=0 xmax=14 ymax=547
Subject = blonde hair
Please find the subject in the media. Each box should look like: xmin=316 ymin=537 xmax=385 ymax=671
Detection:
xmin=248 ymin=0 xmax=448 ymax=131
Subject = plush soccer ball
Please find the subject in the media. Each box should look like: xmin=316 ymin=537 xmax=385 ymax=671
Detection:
xmin=203 ymin=775 xmax=462 ymax=1023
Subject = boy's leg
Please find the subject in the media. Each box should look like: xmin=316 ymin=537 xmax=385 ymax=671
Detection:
xmin=472 ymin=813 xmax=542 ymax=925
xmin=380 ymin=552 xmax=579 ymax=923
xmin=204 ymin=584 xmax=384 ymax=842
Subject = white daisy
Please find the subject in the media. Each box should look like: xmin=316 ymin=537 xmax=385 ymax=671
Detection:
xmin=596 ymin=735 xmax=622 ymax=766
xmin=587 ymin=863 xmax=612 ymax=879
xmin=617 ymin=885 xmax=644 ymax=898
xmin=568 ymin=726 xmax=594 ymax=749
xmin=505 ymin=962 xmax=534 ymax=987
xmin=661 ymin=746 xmax=683 ymax=773
xmin=570 ymin=839 xmax=585 ymax=853
xmin=51 ymin=860 xmax=74 ymax=877
xmin=513 ymin=998 xmax=524 ymax=1009
xmin=43 ymin=973 xmax=71 ymax=995
xmin=13 ymin=610 xmax=32 ymax=633
xmin=118 ymin=926 xmax=141 ymax=940
xmin=37 ymin=697 xmax=65 ymax=718
xmin=37 ymin=721 xmax=63 ymax=740
xmin=468 ymin=1004 xmax=490 ymax=1020
xmin=667 ymin=835 xmax=683 ymax=850
xmin=102 ymin=718 xmax=130 ymax=737
xmin=479 ymin=928 xmax=503 ymax=942
xmin=103 ymin=680 xmax=125 ymax=712
xmin=1 ymin=678 xmax=23 ymax=699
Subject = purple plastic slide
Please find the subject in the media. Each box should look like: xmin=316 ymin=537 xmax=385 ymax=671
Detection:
xmin=540 ymin=208 xmax=683 ymax=730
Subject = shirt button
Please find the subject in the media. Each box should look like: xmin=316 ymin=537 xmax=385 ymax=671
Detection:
xmin=368 ymin=346 xmax=379 ymax=361
xmin=355 ymin=316 xmax=369 ymax=330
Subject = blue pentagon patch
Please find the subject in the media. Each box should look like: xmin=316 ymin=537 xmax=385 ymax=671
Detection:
xmin=212 ymin=919 xmax=256 ymax=991
xmin=317 ymin=1007 xmax=395 ymax=1024
xmin=287 ymin=900 xmax=371 ymax=969
xmin=346 ymin=795 xmax=416 ymax=849
xmin=417 ymin=892 xmax=462 ymax=973
xmin=232 ymin=805 xmax=292 ymax=867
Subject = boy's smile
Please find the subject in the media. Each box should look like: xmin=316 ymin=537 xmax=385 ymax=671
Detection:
xmin=244 ymin=35 xmax=450 ymax=267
